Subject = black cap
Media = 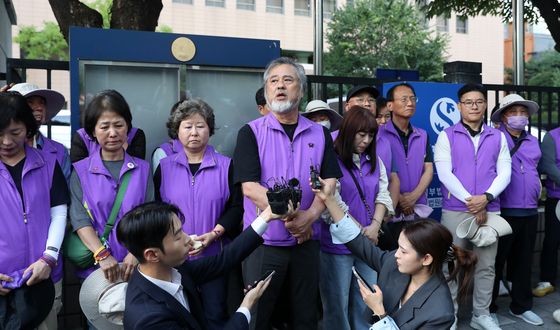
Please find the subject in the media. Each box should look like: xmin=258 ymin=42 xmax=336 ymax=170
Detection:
xmin=346 ymin=85 xmax=379 ymax=101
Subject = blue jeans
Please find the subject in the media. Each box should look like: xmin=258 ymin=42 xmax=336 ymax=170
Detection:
xmin=319 ymin=252 xmax=377 ymax=330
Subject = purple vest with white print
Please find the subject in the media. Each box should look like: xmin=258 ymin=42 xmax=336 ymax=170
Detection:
xmin=77 ymin=127 xmax=138 ymax=156
xmin=159 ymin=145 xmax=231 ymax=260
xmin=545 ymin=128 xmax=560 ymax=198
xmin=379 ymin=120 xmax=428 ymax=204
xmin=72 ymin=150 xmax=149 ymax=278
xmin=498 ymin=125 xmax=541 ymax=209
xmin=321 ymin=154 xmax=380 ymax=254
xmin=441 ymin=123 xmax=502 ymax=212
xmin=0 ymin=146 xmax=64 ymax=286
xmin=244 ymin=112 xmax=325 ymax=246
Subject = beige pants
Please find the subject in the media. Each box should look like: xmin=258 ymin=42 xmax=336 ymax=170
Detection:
xmin=36 ymin=280 xmax=62 ymax=330
xmin=441 ymin=210 xmax=498 ymax=317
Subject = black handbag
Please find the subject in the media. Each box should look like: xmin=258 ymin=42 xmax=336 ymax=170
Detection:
xmin=346 ymin=168 xmax=398 ymax=251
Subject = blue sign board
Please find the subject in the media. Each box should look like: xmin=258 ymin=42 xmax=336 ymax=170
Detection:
xmin=382 ymin=81 xmax=463 ymax=220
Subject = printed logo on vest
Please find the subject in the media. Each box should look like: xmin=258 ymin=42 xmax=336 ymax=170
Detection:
xmin=430 ymin=97 xmax=460 ymax=135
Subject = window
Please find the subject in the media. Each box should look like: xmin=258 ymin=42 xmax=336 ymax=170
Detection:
xmin=172 ymin=0 xmax=192 ymax=4
xmin=267 ymin=0 xmax=283 ymax=13
xmin=237 ymin=0 xmax=255 ymax=10
xmin=436 ymin=16 xmax=449 ymax=32
xmin=206 ymin=0 xmax=225 ymax=7
xmin=295 ymin=0 xmax=310 ymax=16
xmin=456 ymin=16 xmax=468 ymax=34
xmin=324 ymin=0 xmax=337 ymax=19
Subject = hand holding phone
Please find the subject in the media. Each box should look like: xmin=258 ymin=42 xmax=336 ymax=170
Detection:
xmin=352 ymin=266 xmax=375 ymax=293
xmin=257 ymin=270 xmax=276 ymax=284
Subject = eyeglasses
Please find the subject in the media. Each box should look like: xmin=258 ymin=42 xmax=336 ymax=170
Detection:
xmin=353 ymin=97 xmax=376 ymax=105
xmin=397 ymin=96 xmax=418 ymax=104
xmin=460 ymin=99 xmax=486 ymax=108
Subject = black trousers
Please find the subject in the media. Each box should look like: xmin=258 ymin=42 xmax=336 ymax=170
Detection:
xmin=242 ymin=240 xmax=319 ymax=330
xmin=540 ymin=198 xmax=560 ymax=284
xmin=490 ymin=213 xmax=538 ymax=314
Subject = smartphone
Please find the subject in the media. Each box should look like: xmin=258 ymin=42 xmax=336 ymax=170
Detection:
xmin=257 ymin=270 xmax=276 ymax=283
xmin=352 ymin=266 xmax=375 ymax=293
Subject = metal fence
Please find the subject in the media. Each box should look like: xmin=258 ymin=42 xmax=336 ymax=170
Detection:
xmin=6 ymin=58 xmax=560 ymax=328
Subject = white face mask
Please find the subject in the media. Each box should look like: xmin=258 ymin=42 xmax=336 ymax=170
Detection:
xmin=317 ymin=120 xmax=331 ymax=130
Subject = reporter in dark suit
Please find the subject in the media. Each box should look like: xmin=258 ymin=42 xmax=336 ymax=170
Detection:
xmin=116 ymin=201 xmax=284 ymax=330
xmin=312 ymin=178 xmax=477 ymax=330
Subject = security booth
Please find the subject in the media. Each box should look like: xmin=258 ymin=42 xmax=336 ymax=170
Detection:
xmin=382 ymin=81 xmax=464 ymax=220
xmin=69 ymin=27 xmax=281 ymax=157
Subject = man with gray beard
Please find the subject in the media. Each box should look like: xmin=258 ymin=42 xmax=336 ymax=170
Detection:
xmin=233 ymin=57 xmax=342 ymax=329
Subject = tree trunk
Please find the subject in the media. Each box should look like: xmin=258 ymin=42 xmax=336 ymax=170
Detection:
xmin=110 ymin=0 xmax=163 ymax=31
xmin=48 ymin=0 xmax=103 ymax=43
xmin=531 ymin=0 xmax=560 ymax=52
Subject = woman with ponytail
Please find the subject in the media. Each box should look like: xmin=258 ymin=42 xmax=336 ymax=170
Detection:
xmin=312 ymin=177 xmax=477 ymax=330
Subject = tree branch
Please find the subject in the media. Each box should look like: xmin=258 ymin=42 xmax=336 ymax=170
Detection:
xmin=532 ymin=0 xmax=560 ymax=52
xmin=48 ymin=0 xmax=103 ymax=43
xmin=110 ymin=0 xmax=163 ymax=31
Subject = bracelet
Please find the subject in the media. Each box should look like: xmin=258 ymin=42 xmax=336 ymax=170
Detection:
xmin=93 ymin=246 xmax=106 ymax=258
xmin=40 ymin=254 xmax=57 ymax=269
xmin=372 ymin=218 xmax=382 ymax=225
xmin=93 ymin=248 xmax=112 ymax=264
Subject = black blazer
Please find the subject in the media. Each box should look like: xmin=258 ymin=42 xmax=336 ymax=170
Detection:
xmin=347 ymin=234 xmax=454 ymax=330
xmin=123 ymin=227 xmax=263 ymax=330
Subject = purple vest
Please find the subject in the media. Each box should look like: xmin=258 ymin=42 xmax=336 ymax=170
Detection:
xmin=159 ymin=139 xmax=182 ymax=157
xmin=545 ymin=128 xmax=560 ymax=198
xmin=38 ymin=133 xmax=66 ymax=169
xmin=77 ymin=127 xmax=138 ymax=156
xmin=73 ymin=150 xmax=149 ymax=278
xmin=379 ymin=121 xmax=428 ymax=204
xmin=498 ymin=126 xmax=541 ymax=209
xmin=376 ymin=135 xmax=392 ymax=177
xmin=244 ymin=113 xmax=325 ymax=246
xmin=0 ymin=146 xmax=64 ymax=285
xmin=321 ymin=154 xmax=380 ymax=254
xmin=159 ymin=145 xmax=231 ymax=259
xmin=332 ymin=130 xmax=392 ymax=177
xmin=441 ymin=123 xmax=502 ymax=212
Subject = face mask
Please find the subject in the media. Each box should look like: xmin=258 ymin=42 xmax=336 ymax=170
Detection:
xmin=506 ymin=115 xmax=528 ymax=131
xmin=317 ymin=120 xmax=331 ymax=130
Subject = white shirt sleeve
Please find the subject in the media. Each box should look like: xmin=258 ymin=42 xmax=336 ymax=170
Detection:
xmin=375 ymin=158 xmax=394 ymax=215
xmin=330 ymin=213 xmax=361 ymax=244
xmin=236 ymin=307 xmax=251 ymax=324
xmin=369 ymin=316 xmax=399 ymax=329
xmin=152 ymin=147 xmax=167 ymax=175
xmin=434 ymin=132 xmax=471 ymax=203
xmin=250 ymin=215 xmax=269 ymax=236
xmin=44 ymin=204 xmax=68 ymax=259
xmin=485 ymin=132 xmax=512 ymax=197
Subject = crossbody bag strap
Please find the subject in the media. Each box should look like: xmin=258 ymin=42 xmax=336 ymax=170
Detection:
xmin=101 ymin=170 xmax=132 ymax=242
xmin=346 ymin=167 xmax=374 ymax=222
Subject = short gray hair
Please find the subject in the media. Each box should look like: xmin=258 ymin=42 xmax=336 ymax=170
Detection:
xmin=263 ymin=57 xmax=307 ymax=96
xmin=166 ymin=98 xmax=215 ymax=139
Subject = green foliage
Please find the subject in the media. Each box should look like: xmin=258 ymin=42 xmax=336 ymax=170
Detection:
xmin=15 ymin=0 xmax=112 ymax=60
xmin=14 ymin=22 xmax=68 ymax=60
xmin=416 ymin=0 xmax=540 ymax=24
xmin=525 ymin=51 xmax=560 ymax=129
xmin=526 ymin=51 xmax=560 ymax=86
xmin=85 ymin=0 xmax=112 ymax=28
xmin=156 ymin=25 xmax=173 ymax=33
xmin=324 ymin=0 xmax=448 ymax=81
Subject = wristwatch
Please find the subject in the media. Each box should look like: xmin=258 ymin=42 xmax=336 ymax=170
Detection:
xmin=484 ymin=192 xmax=495 ymax=202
